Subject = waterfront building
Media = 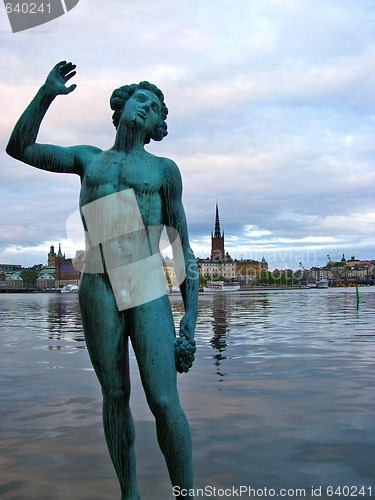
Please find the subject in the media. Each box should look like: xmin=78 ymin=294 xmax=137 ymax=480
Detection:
xmin=199 ymin=254 xmax=237 ymax=281
xmin=311 ymin=255 xmax=375 ymax=286
xmin=0 ymin=272 xmax=7 ymax=288
xmin=4 ymin=273 xmax=23 ymax=288
xmin=43 ymin=243 xmax=81 ymax=289
xmin=36 ymin=272 xmax=56 ymax=290
xmin=235 ymin=259 xmax=263 ymax=285
xmin=162 ymin=256 xmax=177 ymax=288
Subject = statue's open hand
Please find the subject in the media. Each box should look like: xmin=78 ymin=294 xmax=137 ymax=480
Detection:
xmin=175 ymin=315 xmax=196 ymax=373
xmin=45 ymin=61 xmax=77 ymax=96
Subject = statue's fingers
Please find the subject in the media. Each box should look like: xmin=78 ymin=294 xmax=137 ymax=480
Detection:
xmin=65 ymin=70 xmax=76 ymax=82
xmin=65 ymin=84 xmax=77 ymax=94
xmin=59 ymin=63 xmax=76 ymax=78
xmin=55 ymin=60 xmax=67 ymax=69
xmin=60 ymin=61 xmax=75 ymax=70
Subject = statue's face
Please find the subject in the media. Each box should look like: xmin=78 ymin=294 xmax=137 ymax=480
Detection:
xmin=121 ymin=89 xmax=162 ymax=133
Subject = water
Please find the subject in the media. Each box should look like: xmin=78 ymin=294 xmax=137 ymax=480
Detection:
xmin=1 ymin=288 xmax=375 ymax=499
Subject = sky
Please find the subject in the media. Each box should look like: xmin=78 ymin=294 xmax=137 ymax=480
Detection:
xmin=1 ymin=0 xmax=375 ymax=271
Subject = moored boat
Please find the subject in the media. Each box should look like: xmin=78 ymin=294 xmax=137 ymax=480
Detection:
xmin=61 ymin=284 xmax=79 ymax=293
xmin=203 ymin=280 xmax=240 ymax=292
xmin=309 ymin=279 xmax=329 ymax=289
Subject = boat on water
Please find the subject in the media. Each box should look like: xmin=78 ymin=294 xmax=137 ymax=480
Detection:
xmin=309 ymin=279 xmax=329 ymax=289
xmin=203 ymin=280 xmax=240 ymax=292
xmin=61 ymin=284 xmax=79 ymax=293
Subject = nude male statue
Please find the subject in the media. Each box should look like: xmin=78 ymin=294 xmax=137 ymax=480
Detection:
xmin=7 ymin=61 xmax=198 ymax=499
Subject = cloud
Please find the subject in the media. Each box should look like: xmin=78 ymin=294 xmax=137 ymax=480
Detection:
xmin=1 ymin=0 xmax=375 ymax=269
xmin=244 ymin=225 xmax=272 ymax=238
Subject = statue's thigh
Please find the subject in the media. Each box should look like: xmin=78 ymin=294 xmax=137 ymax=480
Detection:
xmin=129 ymin=296 xmax=178 ymax=398
xmin=79 ymin=273 xmax=129 ymax=390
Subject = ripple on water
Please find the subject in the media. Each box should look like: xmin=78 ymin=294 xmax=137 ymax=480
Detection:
xmin=1 ymin=288 xmax=375 ymax=498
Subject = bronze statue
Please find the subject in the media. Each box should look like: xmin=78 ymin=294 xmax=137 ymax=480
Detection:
xmin=7 ymin=61 xmax=198 ymax=499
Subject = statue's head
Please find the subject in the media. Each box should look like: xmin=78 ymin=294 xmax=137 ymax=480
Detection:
xmin=110 ymin=82 xmax=168 ymax=143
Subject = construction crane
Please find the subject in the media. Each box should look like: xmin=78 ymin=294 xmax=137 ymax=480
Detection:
xmin=299 ymin=262 xmax=309 ymax=286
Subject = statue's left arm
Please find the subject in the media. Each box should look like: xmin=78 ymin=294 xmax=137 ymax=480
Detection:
xmin=164 ymin=159 xmax=199 ymax=372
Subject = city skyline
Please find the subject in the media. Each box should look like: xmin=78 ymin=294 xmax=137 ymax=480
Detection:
xmin=1 ymin=233 xmax=373 ymax=273
xmin=1 ymin=0 xmax=375 ymax=270
xmin=0 ymin=198 xmax=373 ymax=272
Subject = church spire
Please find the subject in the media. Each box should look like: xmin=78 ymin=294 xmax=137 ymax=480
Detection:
xmin=214 ymin=202 xmax=222 ymax=238
xmin=57 ymin=243 xmax=63 ymax=258
xmin=211 ymin=202 xmax=225 ymax=260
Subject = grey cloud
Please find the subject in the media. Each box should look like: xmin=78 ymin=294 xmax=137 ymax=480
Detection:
xmin=1 ymin=0 xmax=375 ymax=268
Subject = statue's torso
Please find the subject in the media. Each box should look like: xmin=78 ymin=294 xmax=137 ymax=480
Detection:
xmin=79 ymin=149 xmax=168 ymax=267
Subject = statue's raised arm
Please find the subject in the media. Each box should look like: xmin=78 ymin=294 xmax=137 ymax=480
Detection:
xmin=44 ymin=60 xmax=77 ymax=96
xmin=6 ymin=61 xmax=98 ymax=175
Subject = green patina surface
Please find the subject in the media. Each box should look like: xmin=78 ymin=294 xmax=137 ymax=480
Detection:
xmin=7 ymin=61 xmax=198 ymax=499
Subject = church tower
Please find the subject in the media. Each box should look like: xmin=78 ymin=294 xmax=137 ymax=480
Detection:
xmin=211 ymin=203 xmax=225 ymax=260
xmin=48 ymin=245 xmax=56 ymax=267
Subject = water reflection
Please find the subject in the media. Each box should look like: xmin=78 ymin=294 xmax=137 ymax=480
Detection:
xmin=1 ymin=289 xmax=375 ymax=499
xmin=210 ymin=295 xmax=228 ymax=380
xmin=45 ymin=294 xmax=85 ymax=348
xmin=199 ymin=292 xmax=272 ymax=379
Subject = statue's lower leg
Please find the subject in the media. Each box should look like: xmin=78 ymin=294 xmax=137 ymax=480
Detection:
xmin=102 ymin=392 xmax=140 ymax=500
xmin=154 ymin=403 xmax=194 ymax=499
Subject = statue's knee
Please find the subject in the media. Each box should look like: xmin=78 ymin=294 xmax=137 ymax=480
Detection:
xmin=103 ymin=387 xmax=130 ymax=404
xmin=149 ymin=394 xmax=177 ymax=417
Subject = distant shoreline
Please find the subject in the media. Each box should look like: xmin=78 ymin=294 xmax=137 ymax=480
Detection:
xmin=1 ymin=283 xmax=372 ymax=295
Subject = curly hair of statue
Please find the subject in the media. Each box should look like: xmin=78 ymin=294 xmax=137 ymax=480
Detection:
xmin=110 ymin=81 xmax=168 ymax=143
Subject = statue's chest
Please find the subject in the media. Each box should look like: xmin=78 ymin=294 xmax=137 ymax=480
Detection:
xmin=86 ymin=155 xmax=163 ymax=195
